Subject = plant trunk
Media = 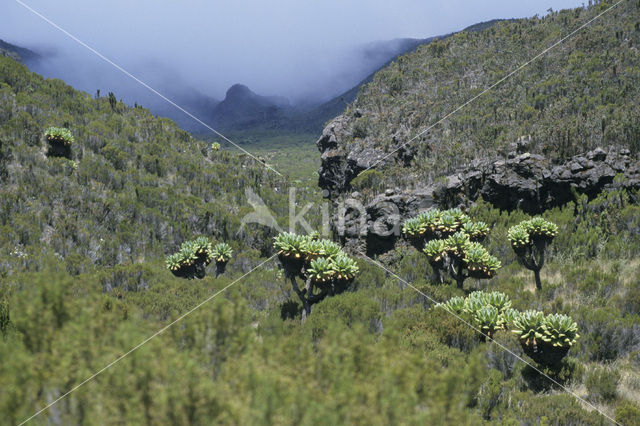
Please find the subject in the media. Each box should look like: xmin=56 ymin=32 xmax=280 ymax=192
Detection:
xmin=456 ymin=275 xmax=465 ymax=289
xmin=289 ymin=275 xmax=311 ymax=323
xmin=533 ymin=268 xmax=542 ymax=291
xmin=215 ymin=261 xmax=227 ymax=278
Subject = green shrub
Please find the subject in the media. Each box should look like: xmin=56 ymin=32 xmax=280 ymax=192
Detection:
xmin=350 ymin=169 xmax=385 ymax=193
xmin=585 ymin=365 xmax=620 ymax=402
xmin=615 ymin=401 xmax=640 ymax=426
xmin=0 ymin=297 xmax=9 ymax=337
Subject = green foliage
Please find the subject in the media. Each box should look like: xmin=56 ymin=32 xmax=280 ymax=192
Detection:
xmin=165 ymin=237 xmax=214 ymax=279
xmin=350 ymin=169 xmax=385 ymax=193
xmin=438 ymin=291 xmax=513 ymax=339
xmin=330 ymin=254 xmax=359 ymax=281
xmin=438 ymin=291 xmax=580 ymax=365
xmin=273 ymin=232 xmax=309 ymax=259
xmin=615 ymin=401 xmax=640 ymax=426
xmin=273 ymin=232 xmax=360 ymax=319
xmin=44 ymin=126 xmax=74 ymax=146
xmin=405 ymin=208 xmax=500 ymax=288
xmin=307 ymin=257 xmax=333 ymax=283
xmin=540 ymin=313 xmax=580 ymax=348
xmin=338 ymin=0 xmax=640 ymax=189
xmin=212 ymin=242 xmax=233 ymax=263
xmin=512 ymin=310 xmax=580 ymax=366
xmin=508 ymin=217 xmax=558 ymax=289
xmin=2 ymin=14 xmax=640 ymax=422
xmin=512 ymin=310 xmax=546 ymax=343
xmin=0 ymin=297 xmax=9 ymax=337
xmin=585 ymin=365 xmax=620 ymax=402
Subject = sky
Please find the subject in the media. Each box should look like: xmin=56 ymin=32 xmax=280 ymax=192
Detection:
xmin=1 ymin=0 xmax=586 ymax=107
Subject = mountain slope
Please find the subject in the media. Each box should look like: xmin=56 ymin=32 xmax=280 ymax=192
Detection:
xmin=211 ymin=83 xmax=290 ymax=131
xmin=0 ymin=54 xmax=288 ymax=271
xmin=0 ymin=39 xmax=41 ymax=65
xmin=318 ymin=2 xmax=640 ymax=195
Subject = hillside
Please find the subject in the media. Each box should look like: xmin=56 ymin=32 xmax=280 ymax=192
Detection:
xmin=318 ymin=1 xmax=640 ymax=196
xmin=0 ymin=39 xmax=41 ymax=65
xmin=2 ymin=3 xmax=640 ymax=424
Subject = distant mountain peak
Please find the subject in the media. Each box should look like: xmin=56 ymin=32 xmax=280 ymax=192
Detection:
xmin=225 ymin=84 xmax=253 ymax=99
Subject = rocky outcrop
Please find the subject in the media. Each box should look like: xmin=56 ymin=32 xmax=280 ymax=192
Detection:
xmin=437 ymin=147 xmax=640 ymax=213
xmin=336 ymin=187 xmax=436 ymax=255
xmin=317 ymin=115 xmax=391 ymax=197
xmin=334 ymin=147 xmax=640 ymax=254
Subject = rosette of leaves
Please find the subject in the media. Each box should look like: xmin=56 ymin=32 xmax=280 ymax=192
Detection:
xmin=319 ymin=240 xmax=343 ymax=260
xmin=482 ymin=291 xmax=512 ymax=313
xmin=463 ymin=293 xmax=487 ymax=318
xmin=307 ymin=257 xmax=334 ymax=284
xmin=438 ymin=211 xmax=462 ymax=236
xmin=330 ymin=254 xmax=359 ymax=283
xmin=402 ymin=217 xmax=427 ymax=238
xmin=541 ymin=314 xmax=580 ymax=348
xmin=507 ymin=225 xmax=529 ymax=254
xmin=274 ymin=232 xmax=309 ymax=257
xmin=274 ymin=232 xmax=309 ymax=274
xmin=500 ymin=308 xmax=519 ymax=329
xmin=44 ymin=126 xmax=74 ymax=159
xmin=305 ymin=240 xmax=324 ymax=262
xmin=212 ymin=242 xmax=233 ymax=277
xmin=512 ymin=310 xmax=546 ymax=343
xmin=462 ymin=221 xmax=490 ymax=242
xmin=445 ymin=232 xmax=471 ymax=259
xmin=165 ymin=253 xmax=183 ymax=272
xmin=464 ymin=242 xmax=501 ymax=279
xmin=192 ymin=237 xmax=214 ymax=263
xmin=473 ymin=305 xmax=503 ymax=339
xmin=513 ymin=311 xmax=579 ymax=366
xmin=416 ymin=209 xmax=442 ymax=232
xmin=524 ymin=217 xmax=559 ymax=242
xmin=402 ymin=217 xmax=427 ymax=248
xmin=165 ymin=237 xmax=213 ymax=279
xmin=211 ymin=142 xmax=221 ymax=152
xmin=423 ymin=239 xmax=448 ymax=268
xmin=212 ymin=243 xmax=232 ymax=263
xmin=508 ymin=218 xmax=559 ymax=290
xmin=439 ymin=296 xmax=466 ymax=316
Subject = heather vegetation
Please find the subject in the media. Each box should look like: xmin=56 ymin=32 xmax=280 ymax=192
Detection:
xmin=340 ymin=0 xmax=640 ymax=188
xmin=1 ymin=1 xmax=640 ymax=424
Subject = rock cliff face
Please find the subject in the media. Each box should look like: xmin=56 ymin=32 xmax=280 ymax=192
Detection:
xmin=317 ymin=115 xmax=392 ymax=197
xmin=325 ymin=142 xmax=640 ymax=255
xmin=437 ymin=147 xmax=640 ymax=213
